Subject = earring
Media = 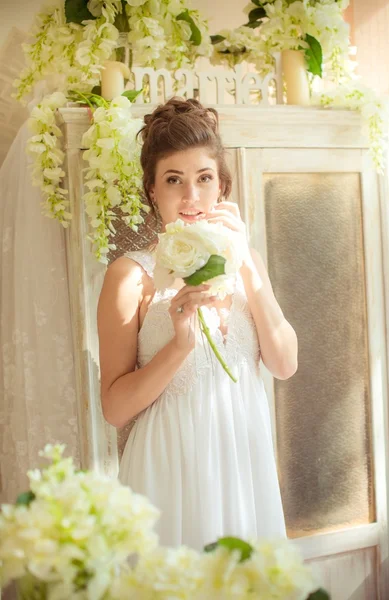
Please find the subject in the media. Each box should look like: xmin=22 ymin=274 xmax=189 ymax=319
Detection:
xmin=150 ymin=197 xmax=162 ymax=226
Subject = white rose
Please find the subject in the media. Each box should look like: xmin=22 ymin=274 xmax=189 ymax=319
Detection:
xmin=206 ymin=273 xmax=236 ymax=299
xmin=154 ymin=222 xmax=211 ymax=289
xmin=153 ymin=220 xmax=243 ymax=293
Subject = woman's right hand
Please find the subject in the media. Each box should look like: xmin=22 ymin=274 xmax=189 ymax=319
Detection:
xmin=169 ymin=284 xmax=216 ymax=352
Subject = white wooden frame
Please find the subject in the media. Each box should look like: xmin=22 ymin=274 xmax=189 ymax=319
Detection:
xmin=247 ymin=146 xmax=389 ymax=597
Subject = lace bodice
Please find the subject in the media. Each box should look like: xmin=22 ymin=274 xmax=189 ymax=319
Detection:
xmin=123 ymin=250 xmax=261 ymax=398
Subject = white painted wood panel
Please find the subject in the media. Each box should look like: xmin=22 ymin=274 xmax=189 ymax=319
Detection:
xmin=62 ymin=143 xmax=118 ymax=476
xmin=308 ymin=546 xmax=378 ymax=600
xmin=59 ymin=105 xmax=368 ymax=151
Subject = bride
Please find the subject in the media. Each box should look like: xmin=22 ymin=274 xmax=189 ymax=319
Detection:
xmin=97 ymin=97 xmax=298 ymax=550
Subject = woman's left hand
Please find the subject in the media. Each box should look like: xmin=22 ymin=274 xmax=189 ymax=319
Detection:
xmin=206 ymin=201 xmax=251 ymax=262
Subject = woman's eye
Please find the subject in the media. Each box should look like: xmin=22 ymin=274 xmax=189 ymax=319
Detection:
xmin=200 ymin=174 xmax=213 ymax=183
xmin=166 ymin=177 xmax=181 ymax=184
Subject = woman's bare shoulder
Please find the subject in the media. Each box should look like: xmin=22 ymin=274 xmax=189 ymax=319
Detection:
xmin=103 ymin=255 xmax=151 ymax=292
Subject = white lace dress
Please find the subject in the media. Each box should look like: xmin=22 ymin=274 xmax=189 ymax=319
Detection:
xmin=118 ymin=250 xmax=286 ymax=550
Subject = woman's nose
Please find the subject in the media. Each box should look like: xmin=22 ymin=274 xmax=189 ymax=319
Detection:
xmin=182 ymin=183 xmax=200 ymax=203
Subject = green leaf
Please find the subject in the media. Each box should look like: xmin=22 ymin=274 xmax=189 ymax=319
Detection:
xmin=211 ymin=34 xmax=226 ymax=45
xmin=114 ymin=4 xmax=129 ymax=33
xmin=248 ymin=6 xmax=266 ymax=21
xmin=204 ymin=541 xmax=218 ymax=553
xmin=250 ymin=0 xmax=262 ymax=5
xmin=65 ymin=0 xmax=93 ymax=24
xmin=303 ymin=34 xmax=323 ymax=77
xmin=204 ymin=537 xmax=254 ymax=563
xmin=184 ymin=255 xmax=226 ymax=286
xmin=121 ymin=89 xmax=143 ymax=102
xmin=244 ymin=20 xmax=262 ymax=29
xmin=91 ymin=85 xmax=102 ymax=96
xmin=176 ymin=10 xmax=202 ymax=46
xmin=15 ymin=491 xmax=36 ymax=506
xmin=307 ymin=589 xmax=331 ymax=600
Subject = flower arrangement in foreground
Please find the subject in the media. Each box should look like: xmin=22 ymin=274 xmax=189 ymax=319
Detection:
xmin=154 ymin=218 xmax=244 ymax=382
xmin=0 ymin=445 xmax=330 ymax=599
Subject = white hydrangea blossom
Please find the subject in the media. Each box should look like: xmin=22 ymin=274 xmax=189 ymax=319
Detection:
xmin=82 ymin=95 xmax=149 ymax=263
xmin=0 ymin=445 xmax=160 ymax=598
xmin=109 ymin=546 xmax=204 ymax=598
xmin=0 ymin=444 xmax=327 ymax=599
xmin=109 ymin=541 xmax=319 ymax=599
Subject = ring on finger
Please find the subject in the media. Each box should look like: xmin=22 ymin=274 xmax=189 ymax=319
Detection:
xmin=176 ymin=306 xmax=184 ymax=314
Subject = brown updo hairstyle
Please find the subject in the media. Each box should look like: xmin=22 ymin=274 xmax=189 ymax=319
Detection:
xmin=138 ymin=97 xmax=232 ymax=208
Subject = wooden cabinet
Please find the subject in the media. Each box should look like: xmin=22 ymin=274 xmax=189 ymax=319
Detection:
xmin=59 ymin=105 xmax=389 ymax=599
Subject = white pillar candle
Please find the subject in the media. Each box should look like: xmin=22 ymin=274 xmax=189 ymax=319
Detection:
xmin=281 ymin=49 xmax=310 ymax=106
xmin=101 ymin=60 xmax=132 ymax=101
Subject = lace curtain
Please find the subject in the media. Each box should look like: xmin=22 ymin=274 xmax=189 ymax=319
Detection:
xmin=0 ymin=123 xmax=81 ymax=503
xmin=0 ymin=121 xmax=160 ymax=503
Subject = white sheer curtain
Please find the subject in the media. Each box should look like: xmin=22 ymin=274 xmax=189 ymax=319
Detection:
xmin=0 ymin=122 xmax=80 ymax=504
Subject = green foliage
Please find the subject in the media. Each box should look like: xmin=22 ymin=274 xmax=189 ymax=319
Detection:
xmin=184 ymin=255 xmax=226 ymax=285
xmin=211 ymin=34 xmax=226 ymax=45
xmin=248 ymin=6 xmax=266 ymax=22
xmin=177 ymin=10 xmax=202 ymax=46
xmin=204 ymin=537 xmax=254 ymax=563
xmin=308 ymin=589 xmax=331 ymax=600
xmin=303 ymin=33 xmax=323 ymax=76
xmin=15 ymin=491 xmax=36 ymax=506
xmin=64 ymin=0 xmax=93 ymax=24
xmin=122 ymin=89 xmax=143 ymax=102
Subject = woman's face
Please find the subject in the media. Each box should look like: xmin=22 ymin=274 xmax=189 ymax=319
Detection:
xmin=149 ymin=147 xmax=221 ymax=227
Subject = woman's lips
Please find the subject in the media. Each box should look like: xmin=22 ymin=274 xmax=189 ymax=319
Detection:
xmin=179 ymin=211 xmax=206 ymax=222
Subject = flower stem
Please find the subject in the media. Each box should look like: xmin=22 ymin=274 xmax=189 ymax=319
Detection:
xmin=197 ymin=307 xmax=237 ymax=383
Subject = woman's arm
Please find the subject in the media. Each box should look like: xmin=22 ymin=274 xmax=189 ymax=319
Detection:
xmin=98 ymin=258 xmax=215 ymax=428
xmin=240 ymin=248 xmax=298 ymax=381
xmin=205 ymin=200 xmax=298 ymax=381
xmin=98 ymin=258 xmax=192 ymax=428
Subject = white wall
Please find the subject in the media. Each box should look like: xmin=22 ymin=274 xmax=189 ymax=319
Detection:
xmin=352 ymin=0 xmax=389 ymax=95
xmin=0 ymin=0 xmax=248 ymax=46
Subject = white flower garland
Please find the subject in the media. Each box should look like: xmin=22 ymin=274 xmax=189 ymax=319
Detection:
xmin=126 ymin=0 xmax=212 ymax=70
xmin=27 ymin=92 xmax=148 ymax=262
xmin=314 ymin=81 xmax=389 ymax=173
xmin=15 ymin=0 xmax=212 ymax=105
xmin=27 ymin=92 xmax=71 ymax=227
xmin=211 ymin=0 xmax=389 ymax=173
xmin=82 ymin=95 xmax=148 ymax=263
xmin=14 ymin=0 xmax=213 ymax=263
xmin=212 ymin=0 xmax=351 ymax=79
